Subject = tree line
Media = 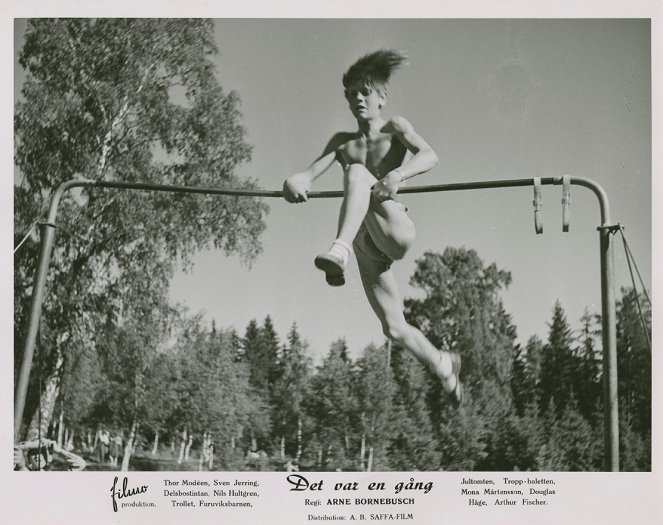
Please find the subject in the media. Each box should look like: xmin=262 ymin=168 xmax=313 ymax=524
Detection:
xmin=14 ymin=19 xmax=650 ymax=472
xmin=17 ymin=244 xmax=652 ymax=472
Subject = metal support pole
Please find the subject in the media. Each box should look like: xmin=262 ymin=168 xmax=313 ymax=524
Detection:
xmin=599 ymin=225 xmax=619 ymax=471
xmin=574 ymin=178 xmax=619 ymax=472
xmin=14 ymin=180 xmax=83 ymax=443
xmin=13 ymin=221 xmax=57 ymax=442
xmin=14 ymin=176 xmax=621 ymax=471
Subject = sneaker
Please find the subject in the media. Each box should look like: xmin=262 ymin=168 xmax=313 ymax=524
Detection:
xmin=431 ymin=351 xmax=464 ymax=408
xmin=314 ymin=252 xmax=345 ymax=286
xmin=446 ymin=352 xmax=464 ymax=408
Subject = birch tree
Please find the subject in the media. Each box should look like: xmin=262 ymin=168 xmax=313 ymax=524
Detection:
xmin=14 ymin=19 xmax=267 ymax=439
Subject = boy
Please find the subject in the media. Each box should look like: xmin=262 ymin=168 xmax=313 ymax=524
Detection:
xmin=14 ymin=439 xmax=86 ymax=471
xmin=283 ymin=50 xmax=463 ymax=406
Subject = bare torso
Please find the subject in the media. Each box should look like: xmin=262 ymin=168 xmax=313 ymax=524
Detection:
xmin=333 ymin=119 xmax=408 ymax=179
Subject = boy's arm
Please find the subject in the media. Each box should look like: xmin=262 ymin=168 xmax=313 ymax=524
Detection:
xmin=389 ymin=116 xmax=439 ymax=180
xmin=283 ymin=133 xmax=348 ymax=203
xmin=373 ymin=116 xmax=439 ymax=201
xmin=52 ymin=442 xmax=87 ymax=471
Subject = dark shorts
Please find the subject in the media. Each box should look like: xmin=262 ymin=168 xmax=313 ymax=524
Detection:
xmin=353 ymin=199 xmax=410 ymax=268
xmin=353 ymin=223 xmax=392 ymax=267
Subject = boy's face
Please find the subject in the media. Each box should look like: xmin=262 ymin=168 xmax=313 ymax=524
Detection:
xmin=344 ymin=81 xmax=386 ymax=122
xmin=27 ymin=450 xmax=48 ymax=470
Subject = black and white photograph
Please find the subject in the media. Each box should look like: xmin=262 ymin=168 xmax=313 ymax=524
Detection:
xmin=3 ymin=1 xmax=662 ymax=524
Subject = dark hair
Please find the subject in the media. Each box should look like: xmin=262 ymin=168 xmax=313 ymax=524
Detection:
xmin=26 ymin=448 xmax=49 ymax=470
xmin=342 ymin=49 xmax=408 ymax=92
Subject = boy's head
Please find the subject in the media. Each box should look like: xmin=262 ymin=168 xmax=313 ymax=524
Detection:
xmin=343 ymin=49 xmax=408 ymax=98
xmin=26 ymin=443 xmax=52 ymax=470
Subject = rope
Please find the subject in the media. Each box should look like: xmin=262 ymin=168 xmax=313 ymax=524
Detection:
xmin=14 ymin=221 xmax=39 ymax=254
xmin=618 ymin=225 xmax=651 ymax=352
xmin=618 ymin=226 xmax=651 ymax=307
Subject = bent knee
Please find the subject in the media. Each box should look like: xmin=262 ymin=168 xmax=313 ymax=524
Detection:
xmin=347 ymin=163 xmax=371 ymax=175
xmin=382 ymin=320 xmax=410 ymax=343
xmin=366 ymin=219 xmax=415 ymax=262
xmin=387 ymin=230 xmax=415 ymax=261
xmin=346 ymin=164 xmax=377 ymax=185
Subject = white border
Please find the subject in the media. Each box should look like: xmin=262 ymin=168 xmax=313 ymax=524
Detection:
xmin=2 ymin=1 xmax=661 ymax=524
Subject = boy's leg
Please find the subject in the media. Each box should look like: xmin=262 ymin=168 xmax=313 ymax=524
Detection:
xmin=337 ymin=164 xmax=415 ymax=260
xmin=362 ymin=196 xmax=415 ymax=262
xmin=336 ymin=164 xmax=378 ymax=247
xmin=315 ymin=164 xmax=375 ymax=285
xmin=354 ymin=242 xmax=462 ymax=403
xmin=316 ymin=164 xmax=415 ymax=284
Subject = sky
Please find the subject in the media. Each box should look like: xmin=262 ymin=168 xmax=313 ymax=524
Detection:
xmin=169 ymin=19 xmax=651 ymax=362
xmin=13 ymin=18 xmax=652 ymax=364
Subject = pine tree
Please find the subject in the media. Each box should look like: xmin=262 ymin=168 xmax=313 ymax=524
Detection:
xmin=260 ymin=316 xmax=281 ymax=394
xmin=354 ymin=344 xmax=395 ymax=471
xmin=242 ymin=319 xmax=267 ymax=392
xmin=572 ymin=310 xmax=602 ymax=423
xmin=616 ymin=287 xmax=651 ymax=470
xmin=511 ymin=336 xmax=544 ymax=416
xmin=616 ymin=287 xmax=651 ymax=436
xmin=538 ymin=302 xmax=575 ymax=416
xmin=272 ymin=324 xmax=311 ymax=462
xmin=387 ymin=344 xmax=441 ymax=470
xmin=306 ymin=339 xmax=356 ymax=470
xmin=539 ymin=398 xmax=602 ymax=471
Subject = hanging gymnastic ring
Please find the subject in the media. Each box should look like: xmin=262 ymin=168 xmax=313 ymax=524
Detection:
xmin=562 ymin=174 xmax=571 ymax=232
xmin=533 ymin=177 xmax=543 ymax=234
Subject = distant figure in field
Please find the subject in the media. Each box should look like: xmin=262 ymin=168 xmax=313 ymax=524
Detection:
xmin=97 ymin=427 xmax=110 ymax=464
xmin=283 ymin=50 xmax=463 ymax=406
xmin=109 ymin=432 xmax=123 ymax=467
